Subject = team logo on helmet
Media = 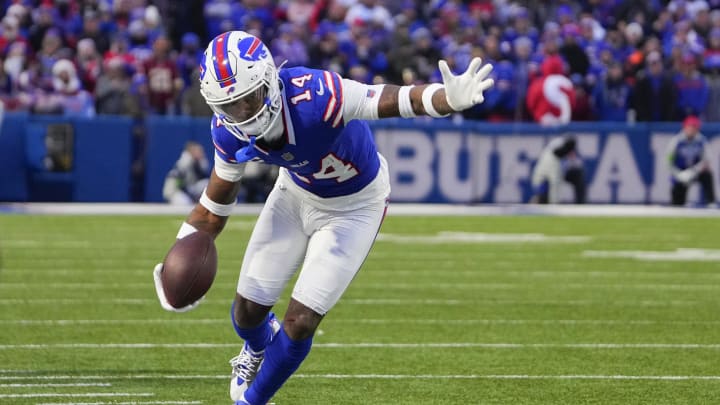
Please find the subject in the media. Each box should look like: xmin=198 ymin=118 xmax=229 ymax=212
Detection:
xmin=237 ymin=36 xmax=267 ymax=62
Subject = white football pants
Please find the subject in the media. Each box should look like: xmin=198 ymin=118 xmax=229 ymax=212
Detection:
xmin=236 ymin=155 xmax=390 ymax=315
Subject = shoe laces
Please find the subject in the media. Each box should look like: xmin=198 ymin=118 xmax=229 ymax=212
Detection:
xmin=230 ymin=345 xmax=264 ymax=381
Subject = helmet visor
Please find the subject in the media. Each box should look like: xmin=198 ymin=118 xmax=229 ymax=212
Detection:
xmin=213 ymin=85 xmax=268 ymax=125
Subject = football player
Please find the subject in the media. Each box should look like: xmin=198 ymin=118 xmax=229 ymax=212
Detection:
xmin=153 ymin=30 xmax=494 ymax=405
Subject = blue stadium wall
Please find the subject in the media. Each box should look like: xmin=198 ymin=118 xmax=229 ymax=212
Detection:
xmin=1 ymin=113 xmax=718 ymax=204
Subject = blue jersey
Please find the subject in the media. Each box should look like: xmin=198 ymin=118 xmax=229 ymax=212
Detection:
xmin=667 ymin=133 xmax=708 ymax=171
xmin=212 ymin=67 xmax=381 ymax=198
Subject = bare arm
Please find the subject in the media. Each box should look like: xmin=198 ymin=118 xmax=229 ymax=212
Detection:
xmin=342 ymin=57 xmax=494 ymax=122
xmin=185 ymin=168 xmax=242 ymax=238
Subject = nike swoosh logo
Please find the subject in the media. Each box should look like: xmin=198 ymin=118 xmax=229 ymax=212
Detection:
xmin=315 ymin=78 xmax=325 ymax=96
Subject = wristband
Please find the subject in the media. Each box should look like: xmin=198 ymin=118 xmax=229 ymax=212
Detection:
xmin=421 ymin=83 xmax=449 ymax=118
xmin=398 ymin=85 xmax=416 ymax=118
xmin=199 ymin=189 xmax=235 ymax=217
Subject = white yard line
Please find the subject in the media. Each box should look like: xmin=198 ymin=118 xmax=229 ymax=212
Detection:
xmin=296 ymin=374 xmax=720 ymax=381
xmin=2 ymin=318 xmax=720 ymax=326
xmin=2 ymin=373 xmax=720 ymax=382
xmin=0 ymin=392 xmax=153 ymax=398
xmin=1 ymin=342 xmax=720 ymax=350
xmin=2 ymin=282 xmax=717 ymax=291
xmin=36 ymin=402 xmax=201 ymax=405
xmin=0 ymin=383 xmax=110 ymax=388
xmin=0 ymin=299 xmax=158 ymax=305
xmin=359 ymin=282 xmax=720 ymax=291
xmin=6 ymin=268 xmax=717 ymax=280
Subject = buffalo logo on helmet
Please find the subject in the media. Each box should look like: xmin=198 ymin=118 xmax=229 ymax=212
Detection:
xmin=237 ymin=36 xmax=267 ymax=62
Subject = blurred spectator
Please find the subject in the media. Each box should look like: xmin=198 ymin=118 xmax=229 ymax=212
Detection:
xmin=94 ymin=57 xmax=140 ymax=115
xmin=127 ymin=19 xmax=152 ymax=64
xmin=511 ymin=36 xmax=534 ymax=120
xmin=665 ymin=116 xmax=716 ymax=206
xmin=271 ymin=23 xmax=309 ymax=68
xmin=526 ymin=55 xmax=575 ymax=126
xmin=162 ymin=141 xmax=210 ymax=205
xmin=559 ymin=24 xmax=590 ymax=76
xmin=176 ymin=32 xmax=203 ymax=88
xmin=0 ymin=15 xmax=28 ymax=56
xmin=570 ymin=73 xmax=593 ymax=121
xmin=143 ymin=5 xmax=165 ymax=43
xmin=385 ymin=18 xmax=415 ymax=84
xmin=76 ymin=38 xmax=102 ymax=93
xmin=703 ymin=27 xmax=720 ymax=70
xmin=703 ymin=29 xmax=720 ymax=120
xmin=37 ymin=29 xmax=69 ymax=79
xmin=104 ymin=34 xmax=136 ymax=68
xmin=530 ymin=135 xmax=586 ymax=204
xmin=592 ymin=61 xmax=632 ymax=121
xmin=692 ymin=2 xmax=713 ymax=38
xmin=180 ymin=67 xmax=212 ymax=117
xmin=673 ymin=52 xmax=709 ymax=118
xmin=286 ymin=0 xmax=316 ymax=26
xmin=472 ymin=60 xmax=516 ymax=122
xmin=630 ymin=51 xmax=678 ymax=121
xmin=28 ymin=4 xmax=56 ymax=53
xmin=142 ymin=36 xmax=181 ymax=114
xmin=3 ymin=41 xmax=28 ymax=87
xmin=309 ymin=22 xmax=346 ymax=73
xmin=50 ymin=59 xmax=95 ymax=117
xmin=79 ymin=11 xmax=110 ymax=55
xmin=345 ymin=0 xmax=394 ymax=32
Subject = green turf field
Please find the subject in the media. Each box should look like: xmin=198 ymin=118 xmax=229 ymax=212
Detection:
xmin=1 ymin=214 xmax=719 ymax=405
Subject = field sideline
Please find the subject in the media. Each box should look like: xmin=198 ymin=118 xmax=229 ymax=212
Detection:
xmin=1 ymin=204 xmax=719 ymax=404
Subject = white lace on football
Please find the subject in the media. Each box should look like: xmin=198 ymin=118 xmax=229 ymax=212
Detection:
xmin=230 ymin=346 xmax=264 ymax=382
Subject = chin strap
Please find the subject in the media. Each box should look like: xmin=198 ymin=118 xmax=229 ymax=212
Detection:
xmin=235 ymin=136 xmax=259 ymax=163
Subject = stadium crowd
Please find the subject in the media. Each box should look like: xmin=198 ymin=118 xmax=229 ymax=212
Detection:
xmin=1 ymin=0 xmax=720 ymax=123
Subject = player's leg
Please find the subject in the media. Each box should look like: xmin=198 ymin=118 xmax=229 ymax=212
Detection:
xmin=241 ymin=197 xmax=388 ymax=405
xmin=564 ymin=166 xmax=586 ymax=204
xmin=696 ymin=171 xmax=716 ymax=204
xmin=534 ymin=180 xmax=549 ymax=204
xmin=671 ymin=182 xmax=688 ymax=205
xmin=230 ymin=183 xmax=309 ymax=402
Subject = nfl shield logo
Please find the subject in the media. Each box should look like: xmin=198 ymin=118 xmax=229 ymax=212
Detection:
xmin=282 ymin=152 xmax=294 ymax=161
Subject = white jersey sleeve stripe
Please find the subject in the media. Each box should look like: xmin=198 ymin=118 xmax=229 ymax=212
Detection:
xmin=331 ymin=72 xmax=344 ymax=127
xmin=322 ymin=71 xmax=337 ymax=122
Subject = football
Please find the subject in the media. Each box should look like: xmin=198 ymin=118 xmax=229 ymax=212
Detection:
xmin=161 ymin=231 xmax=218 ymax=309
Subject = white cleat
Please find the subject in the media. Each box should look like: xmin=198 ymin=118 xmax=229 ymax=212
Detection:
xmin=229 ymin=313 xmax=281 ymax=402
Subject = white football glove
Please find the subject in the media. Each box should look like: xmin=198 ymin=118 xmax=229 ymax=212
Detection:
xmin=439 ymin=57 xmax=495 ymax=111
xmin=675 ymin=168 xmax=697 ymax=184
xmin=153 ymin=263 xmax=202 ymax=313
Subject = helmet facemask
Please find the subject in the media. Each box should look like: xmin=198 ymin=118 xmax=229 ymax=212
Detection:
xmin=209 ymin=63 xmax=281 ymax=141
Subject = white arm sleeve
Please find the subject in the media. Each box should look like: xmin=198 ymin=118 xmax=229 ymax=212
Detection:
xmin=341 ymin=78 xmax=385 ymax=122
xmin=213 ymin=152 xmax=245 ymax=182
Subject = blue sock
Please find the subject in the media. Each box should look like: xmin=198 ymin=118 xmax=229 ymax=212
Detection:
xmin=230 ymin=302 xmax=273 ymax=353
xmin=244 ymin=327 xmax=312 ymax=405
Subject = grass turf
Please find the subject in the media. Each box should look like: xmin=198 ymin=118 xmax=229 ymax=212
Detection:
xmin=0 ymin=214 xmax=719 ymax=404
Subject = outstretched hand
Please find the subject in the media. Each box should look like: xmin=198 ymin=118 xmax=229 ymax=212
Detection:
xmin=439 ymin=57 xmax=495 ymax=112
